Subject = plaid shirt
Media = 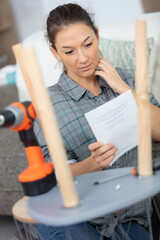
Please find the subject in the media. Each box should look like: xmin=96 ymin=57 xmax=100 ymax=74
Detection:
xmin=34 ymin=68 xmax=160 ymax=237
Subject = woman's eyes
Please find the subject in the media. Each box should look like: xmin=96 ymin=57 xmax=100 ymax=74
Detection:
xmin=64 ymin=43 xmax=93 ymax=55
xmin=65 ymin=50 xmax=74 ymax=55
xmin=85 ymin=42 xmax=92 ymax=47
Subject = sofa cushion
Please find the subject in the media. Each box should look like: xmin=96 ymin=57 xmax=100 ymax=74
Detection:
xmin=16 ymin=31 xmax=62 ymax=101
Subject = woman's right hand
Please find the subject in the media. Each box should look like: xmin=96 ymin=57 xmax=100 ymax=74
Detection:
xmin=88 ymin=142 xmax=118 ymax=169
xmin=95 ymin=58 xmax=130 ymax=95
xmin=69 ymin=142 xmax=118 ymax=176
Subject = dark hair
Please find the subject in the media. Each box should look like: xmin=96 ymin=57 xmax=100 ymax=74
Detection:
xmin=46 ymin=3 xmax=98 ymax=49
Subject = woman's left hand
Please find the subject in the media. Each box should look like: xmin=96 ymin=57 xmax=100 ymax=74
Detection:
xmin=95 ymin=58 xmax=129 ymax=94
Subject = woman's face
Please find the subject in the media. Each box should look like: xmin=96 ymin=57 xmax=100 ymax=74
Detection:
xmin=50 ymin=22 xmax=99 ymax=81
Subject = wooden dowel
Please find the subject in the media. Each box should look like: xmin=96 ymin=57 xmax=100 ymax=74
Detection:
xmin=135 ymin=21 xmax=152 ymax=177
xmin=12 ymin=44 xmax=79 ymax=207
xmin=12 ymin=44 xmax=37 ymax=111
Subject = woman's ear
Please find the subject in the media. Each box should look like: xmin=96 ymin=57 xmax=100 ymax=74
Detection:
xmin=50 ymin=47 xmax=62 ymax=61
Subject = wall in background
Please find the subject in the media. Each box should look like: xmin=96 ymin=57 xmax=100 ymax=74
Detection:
xmin=10 ymin=0 xmax=44 ymax=41
xmin=10 ymin=0 xmax=143 ymax=41
xmin=40 ymin=0 xmax=143 ymax=25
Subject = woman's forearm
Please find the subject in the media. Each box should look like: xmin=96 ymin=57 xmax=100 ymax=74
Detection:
xmin=150 ymin=104 xmax=160 ymax=141
xmin=69 ymin=142 xmax=117 ymax=176
xmin=69 ymin=155 xmax=103 ymax=176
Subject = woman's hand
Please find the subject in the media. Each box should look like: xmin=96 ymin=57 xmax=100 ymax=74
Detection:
xmin=95 ymin=58 xmax=130 ymax=94
xmin=69 ymin=142 xmax=118 ymax=176
xmin=88 ymin=141 xmax=118 ymax=168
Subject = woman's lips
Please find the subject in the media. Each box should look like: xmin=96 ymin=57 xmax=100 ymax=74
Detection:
xmin=80 ymin=64 xmax=92 ymax=71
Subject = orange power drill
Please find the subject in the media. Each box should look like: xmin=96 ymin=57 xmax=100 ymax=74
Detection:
xmin=0 ymin=101 xmax=57 ymax=196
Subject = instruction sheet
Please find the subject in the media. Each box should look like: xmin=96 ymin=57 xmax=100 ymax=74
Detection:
xmin=85 ymin=90 xmax=138 ymax=165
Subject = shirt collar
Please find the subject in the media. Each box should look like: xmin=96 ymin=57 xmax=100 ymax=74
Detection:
xmin=99 ymin=76 xmax=110 ymax=89
xmin=57 ymin=72 xmax=110 ymax=101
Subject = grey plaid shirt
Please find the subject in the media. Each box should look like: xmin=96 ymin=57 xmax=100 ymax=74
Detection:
xmin=34 ymin=68 xmax=160 ymax=237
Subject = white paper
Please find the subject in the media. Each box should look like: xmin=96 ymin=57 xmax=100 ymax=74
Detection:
xmin=85 ymin=90 xmax=138 ymax=165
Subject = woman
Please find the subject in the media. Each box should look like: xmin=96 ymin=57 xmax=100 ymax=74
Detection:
xmin=34 ymin=3 xmax=160 ymax=240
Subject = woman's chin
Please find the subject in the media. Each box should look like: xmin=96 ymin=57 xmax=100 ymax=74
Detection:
xmin=79 ymin=68 xmax=96 ymax=77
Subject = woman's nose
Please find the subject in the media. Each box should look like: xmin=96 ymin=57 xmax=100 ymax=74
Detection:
xmin=77 ymin=50 xmax=88 ymax=63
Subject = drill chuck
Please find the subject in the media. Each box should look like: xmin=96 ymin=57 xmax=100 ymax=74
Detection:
xmin=0 ymin=110 xmax=15 ymax=127
xmin=0 ymin=114 xmax=5 ymax=126
xmin=0 ymin=106 xmax=23 ymax=128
